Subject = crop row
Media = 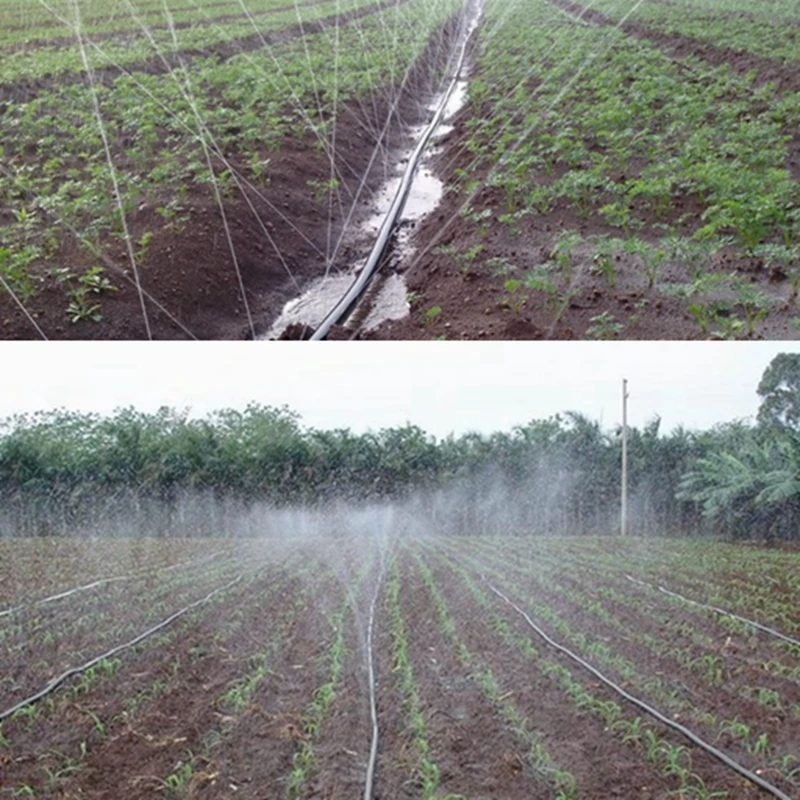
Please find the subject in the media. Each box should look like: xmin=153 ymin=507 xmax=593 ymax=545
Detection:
xmin=439 ymin=539 xmax=800 ymax=793
xmin=0 ymin=0 xmax=302 ymax=33
xmin=0 ymin=547 xmax=256 ymax=700
xmin=588 ymin=0 xmax=800 ymax=64
xmin=419 ymin=547 xmax=760 ymax=799
xmin=456 ymin=535 xmax=800 ymax=632
xmin=0 ymin=0 xmax=378 ymax=84
xmin=0 ymin=538 xmax=232 ymax=607
xmin=0 ymin=544 xmax=351 ymax=796
xmin=418 ymin=0 xmax=800 ymax=338
xmin=0 ymin=551 xmax=263 ymax=712
xmin=515 ymin=536 xmax=800 ymax=629
xmin=0 ymin=0 xmax=333 ymax=50
xmin=0 ymin=0 xmax=459 ymax=330
xmin=410 ymin=551 xmax=581 ymax=797
xmin=457 ymin=537 xmax=800 ymax=681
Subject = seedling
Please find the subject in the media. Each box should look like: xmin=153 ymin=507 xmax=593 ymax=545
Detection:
xmin=161 ymin=758 xmax=195 ymax=794
xmin=624 ymin=237 xmax=666 ymax=291
xmin=502 ymin=279 xmax=527 ymax=315
xmin=731 ymin=280 xmax=771 ymax=336
xmin=586 ymin=311 xmax=623 ymax=339
xmin=590 ymin=236 xmax=622 ymax=288
xmin=421 ymin=305 xmax=442 ymax=327
xmin=751 ymin=732 xmax=770 ymax=757
xmin=549 ymin=231 xmax=583 ymax=284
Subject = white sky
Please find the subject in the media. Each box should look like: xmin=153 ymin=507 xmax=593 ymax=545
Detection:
xmin=3 ymin=341 xmax=799 ymax=437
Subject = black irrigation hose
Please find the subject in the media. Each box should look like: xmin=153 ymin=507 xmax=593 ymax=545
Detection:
xmin=310 ymin=2 xmax=480 ymax=340
xmin=0 ymin=574 xmax=242 ymax=723
xmin=0 ymin=575 xmax=131 ymax=619
xmin=363 ymin=565 xmax=385 ymax=800
xmin=480 ymin=575 xmax=794 ymax=800
xmin=0 ymin=546 xmax=235 ymax=620
xmin=625 ymin=575 xmax=800 ymax=651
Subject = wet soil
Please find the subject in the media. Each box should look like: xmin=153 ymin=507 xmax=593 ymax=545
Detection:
xmin=0 ymin=564 xmax=300 ymax=796
xmin=391 ymin=557 xmax=555 ymax=798
xmin=0 ymin=6 xmax=456 ymax=340
xmin=0 ymin=539 xmax=228 ymax=608
xmin=0 ymin=556 xmax=245 ymax=705
xmin=463 ymin=548 xmax=800 ymax=792
xmin=372 ymin=0 xmax=800 ymax=340
xmin=2 ymin=538 xmax=796 ymax=798
xmin=198 ymin=575 xmax=343 ymax=799
xmin=425 ymin=550 xmax=774 ymax=798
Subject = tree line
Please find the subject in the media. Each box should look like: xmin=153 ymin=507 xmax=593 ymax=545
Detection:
xmin=1 ymin=354 xmax=798 ymax=540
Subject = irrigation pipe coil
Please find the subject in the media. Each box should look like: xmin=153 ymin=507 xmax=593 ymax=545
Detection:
xmin=310 ymin=3 xmax=480 ymax=340
xmin=481 ymin=575 xmax=793 ymax=800
xmin=0 ymin=575 xmax=242 ymax=723
xmin=625 ymin=575 xmax=800 ymax=650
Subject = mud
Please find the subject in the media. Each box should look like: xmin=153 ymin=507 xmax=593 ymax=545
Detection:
xmin=1 ymin=539 xmax=796 ymax=798
xmin=0 ymin=8 xmax=462 ymax=340
xmin=371 ymin=0 xmax=800 ymax=340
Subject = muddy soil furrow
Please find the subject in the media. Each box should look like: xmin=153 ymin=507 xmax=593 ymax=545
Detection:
xmin=468 ymin=551 xmax=800 ymax=778
xmin=0 ymin=0 xmax=411 ymax=105
xmin=428 ymin=550 xmax=768 ymax=798
xmin=3 ymin=548 xmax=242 ymax=639
xmin=0 ymin=565 xmax=304 ymax=796
xmin=1 ymin=0 xmax=335 ymax=52
xmin=398 ymin=552 xmax=556 ymax=799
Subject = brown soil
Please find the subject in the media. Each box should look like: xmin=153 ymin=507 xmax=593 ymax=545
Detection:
xmin=425 ymin=551 xmax=782 ymax=798
xmin=0 ymin=538 xmax=227 ymax=608
xmin=0 ymin=557 xmax=243 ymax=705
xmin=1 ymin=0 xmax=335 ymax=52
xmin=1 ymin=538 xmax=797 ymax=798
xmin=388 ymin=558 xmax=555 ymax=798
xmin=467 ymin=547 xmax=800 ymax=786
xmin=370 ymin=0 xmax=800 ymax=341
xmin=0 ymin=8 xmax=461 ymax=340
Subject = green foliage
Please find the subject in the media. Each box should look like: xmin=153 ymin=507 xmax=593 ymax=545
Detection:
xmin=586 ymin=311 xmax=623 ymax=339
xmin=757 ymin=353 xmax=800 ymax=431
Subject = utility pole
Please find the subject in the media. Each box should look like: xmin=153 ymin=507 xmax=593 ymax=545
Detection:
xmin=621 ymin=378 xmax=629 ymax=536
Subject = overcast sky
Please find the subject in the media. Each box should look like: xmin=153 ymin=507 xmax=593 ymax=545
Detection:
xmin=3 ymin=342 xmax=798 ymax=437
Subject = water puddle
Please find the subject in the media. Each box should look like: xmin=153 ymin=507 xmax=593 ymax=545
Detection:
xmin=264 ymin=15 xmax=477 ymax=340
xmin=264 ymin=272 xmax=358 ymax=339
xmin=361 ymin=272 xmax=411 ymax=331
